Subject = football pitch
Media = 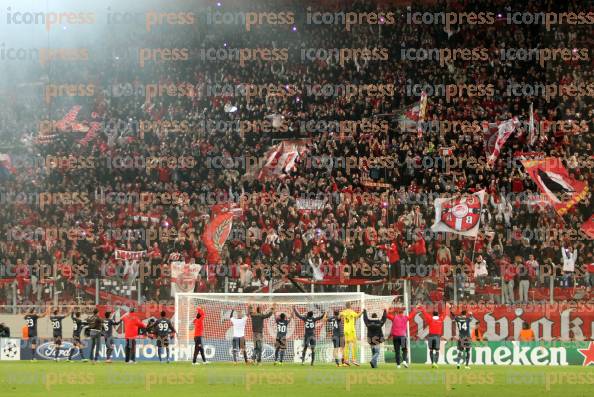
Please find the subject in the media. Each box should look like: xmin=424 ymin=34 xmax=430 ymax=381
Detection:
xmin=0 ymin=362 xmax=592 ymax=397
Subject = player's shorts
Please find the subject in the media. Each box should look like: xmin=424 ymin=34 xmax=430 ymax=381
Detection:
xmin=156 ymin=335 xmax=170 ymax=348
xmin=194 ymin=336 xmax=203 ymax=347
xmin=53 ymin=336 xmax=62 ymax=345
xmin=275 ymin=336 xmax=287 ymax=350
xmin=28 ymin=335 xmax=39 ymax=345
xmin=303 ymin=335 xmax=316 ymax=348
xmin=72 ymin=335 xmax=82 ymax=345
xmin=344 ymin=331 xmax=356 ymax=343
xmin=457 ymin=336 xmax=472 ymax=350
xmin=427 ymin=334 xmax=440 ymax=350
xmin=104 ymin=336 xmax=114 ymax=347
xmin=232 ymin=337 xmax=245 ymax=350
xmin=332 ymin=335 xmax=345 ymax=348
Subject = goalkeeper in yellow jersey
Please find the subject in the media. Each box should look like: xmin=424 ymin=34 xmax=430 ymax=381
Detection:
xmin=340 ymin=302 xmax=363 ymax=366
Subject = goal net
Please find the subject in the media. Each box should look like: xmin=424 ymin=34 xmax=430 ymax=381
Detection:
xmin=173 ymin=293 xmax=394 ymax=363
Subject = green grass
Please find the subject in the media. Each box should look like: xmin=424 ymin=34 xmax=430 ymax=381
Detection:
xmin=1 ymin=361 xmax=592 ymax=397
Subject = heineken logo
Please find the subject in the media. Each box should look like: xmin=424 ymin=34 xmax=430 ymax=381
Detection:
xmin=426 ymin=342 xmax=570 ymax=366
xmin=577 ymin=342 xmax=594 ymax=366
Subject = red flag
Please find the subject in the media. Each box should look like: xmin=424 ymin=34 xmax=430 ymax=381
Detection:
xmin=521 ymin=157 xmax=589 ymax=215
xmin=431 ymin=190 xmax=485 ymax=237
xmin=257 ymin=140 xmax=308 ymax=180
xmin=54 ymin=105 xmax=82 ymax=131
xmin=80 ymin=122 xmax=101 ymax=146
xmin=581 ymin=215 xmax=594 ymax=239
xmin=202 ymin=212 xmax=233 ymax=264
xmin=484 ymin=117 xmax=519 ymax=165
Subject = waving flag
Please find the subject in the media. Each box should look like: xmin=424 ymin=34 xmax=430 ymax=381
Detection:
xmin=580 ymin=215 xmax=594 ymax=239
xmin=431 ymin=190 xmax=485 ymax=237
xmin=257 ymin=140 xmax=308 ymax=180
xmin=202 ymin=212 xmax=233 ymax=264
xmin=528 ymin=102 xmax=539 ymax=145
xmin=399 ymin=92 xmax=428 ymax=136
xmin=54 ymin=106 xmax=82 ymax=131
xmin=170 ymin=261 xmax=202 ymax=297
xmin=484 ymin=117 xmax=519 ymax=165
xmin=521 ymin=158 xmax=589 ymax=215
xmin=79 ymin=122 xmax=101 ymax=146
xmin=417 ymin=91 xmax=428 ymax=138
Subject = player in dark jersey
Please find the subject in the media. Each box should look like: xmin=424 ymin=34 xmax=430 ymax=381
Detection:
xmin=68 ymin=309 xmax=88 ymax=362
xmin=293 ymin=307 xmax=325 ymax=366
xmin=49 ymin=308 xmax=67 ymax=361
xmin=102 ymin=311 xmax=121 ymax=363
xmin=150 ymin=311 xmax=176 ymax=363
xmin=327 ymin=310 xmax=346 ymax=366
xmin=248 ymin=303 xmax=274 ymax=365
xmin=86 ymin=308 xmax=103 ymax=363
xmin=24 ymin=306 xmax=49 ymax=360
xmin=451 ymin=310 xmax=473 ymax=369
xmin=273 ymin=311 xmax=291 ymax=365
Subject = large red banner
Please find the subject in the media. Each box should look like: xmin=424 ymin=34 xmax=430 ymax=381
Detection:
xmin=201 ymin=212 xmax=233 ymax=264
xmin=522 ymin=157 xmax=589 ymax=215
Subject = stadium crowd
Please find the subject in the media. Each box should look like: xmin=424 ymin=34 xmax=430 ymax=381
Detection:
xmin=0 ymin=0 xmax=592 ymax=309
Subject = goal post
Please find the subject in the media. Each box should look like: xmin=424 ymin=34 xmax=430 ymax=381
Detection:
xmin=173 ymin=292 xmax=394 ymax=363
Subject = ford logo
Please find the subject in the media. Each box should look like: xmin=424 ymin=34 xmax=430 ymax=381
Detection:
xmin=36 ymin=341 xmax=78 ymax=360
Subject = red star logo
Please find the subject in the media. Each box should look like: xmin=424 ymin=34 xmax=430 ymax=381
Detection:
xmin=578 ymin=342 xmax=594 ymax=366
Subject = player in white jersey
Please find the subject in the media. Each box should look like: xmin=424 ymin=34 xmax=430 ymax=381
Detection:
xmin=228 ymin=309 xmax=249 ymax=364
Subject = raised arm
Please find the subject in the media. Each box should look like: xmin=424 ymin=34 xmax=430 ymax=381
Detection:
xmin=449 ymin=309 xmax=457 ymax=320
xmin=380 ymin=309 xmax=387 ymax=325
xmin=38 ymin=306 xmax=50 ymax=318
xmin=407 ymin=309 xmax=416 ymax=321
xmin=417 ymin=305 xmax=431 ymax=322
xmin=196 ymin=307 xmax=205 ymax=319
xmin=363 ymin=309 xmax=369 ymax=325
xmin=263 ymin=303 xmax=275 ymax=319
xmin=293 ymin=307 xmax=305 ymax=320
xmin=441 ymin=303 xmax=450 ymax=321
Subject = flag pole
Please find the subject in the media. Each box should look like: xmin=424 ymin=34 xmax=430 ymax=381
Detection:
xmin=470 ymin=191 xmax=486 ymax=264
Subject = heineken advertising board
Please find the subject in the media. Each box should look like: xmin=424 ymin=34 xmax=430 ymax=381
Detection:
xmin=384 ymin=341 xmax=594 ymax=366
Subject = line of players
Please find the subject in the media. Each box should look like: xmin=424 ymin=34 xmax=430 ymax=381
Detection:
xmin=215 ymin=300 xmax=475 ymax=369
xmin=24 ymin=307 xmax=176 ymax=364
xmin=23 ymin=300 xmax=474 ymax=368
